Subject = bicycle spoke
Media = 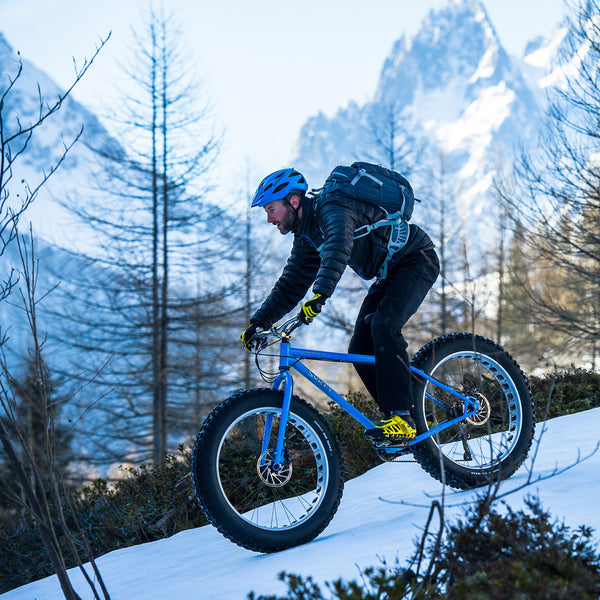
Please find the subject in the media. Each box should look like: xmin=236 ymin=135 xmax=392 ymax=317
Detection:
xmin=423 ymin=350 xmax=522 ymax=471
xmin=216 ymin=407 xmax=329 ymax=531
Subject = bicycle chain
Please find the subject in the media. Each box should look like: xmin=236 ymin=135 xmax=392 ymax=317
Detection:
xmin=376 ymin=448 xmax=417 ymax=463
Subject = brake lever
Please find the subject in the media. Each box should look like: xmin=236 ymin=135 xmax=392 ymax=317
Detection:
xmin=253 ymin=317 xmax=303 ymax=350
xmin=284 ymin=318 xmax=303 ymax=337
xmin=253 ymin=336 xmax=269 ymax=352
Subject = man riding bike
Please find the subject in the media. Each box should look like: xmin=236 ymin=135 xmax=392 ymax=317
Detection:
xmin=241 ymin=167 xmax=440 ymax=445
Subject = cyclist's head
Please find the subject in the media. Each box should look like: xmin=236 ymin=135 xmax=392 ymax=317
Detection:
xmin=251 ymin=168 xmax=308 ymax=208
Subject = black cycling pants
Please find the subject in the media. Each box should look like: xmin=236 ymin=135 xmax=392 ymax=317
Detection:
xmin=348 ymin=248 xmax=440 ymax=416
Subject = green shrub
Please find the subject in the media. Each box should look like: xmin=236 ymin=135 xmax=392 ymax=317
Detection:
xmin=0 ymin=448 xmax=206 ymax=593
xmin=71 ymin=450 xmax=206 ymax=553
xmin=436 ymin=496 xmax=600 ymax=599
xmin=0 ymin=515 xmax=52 ymax=593
xmin=249 ymin=497 xmax=600 ymax=600
xmin=323 ymin=391 xmax=382 ymax=480
xmin=531 ymin=369 xmax=600 ymax=419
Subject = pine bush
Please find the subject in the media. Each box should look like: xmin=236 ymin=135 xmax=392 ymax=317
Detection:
xmin=323 ymin=392 xmax=382 ymax=480
xmin=249 ymin=497 xmax=600 ymax=599
xmin=0 ymin=448 xmax=206 ymax=593
xmin=531 ymin=369 xmax=600 ymax=418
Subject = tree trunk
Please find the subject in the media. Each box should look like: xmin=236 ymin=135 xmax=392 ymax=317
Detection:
xmin=158 ymin=29 xmax=169 ymax=463
xmin=150 ymin=16 xmax=163 ymax=466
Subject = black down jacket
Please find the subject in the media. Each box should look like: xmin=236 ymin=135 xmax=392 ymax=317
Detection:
xmin=250 ymin=191 xmax=435 ymax=328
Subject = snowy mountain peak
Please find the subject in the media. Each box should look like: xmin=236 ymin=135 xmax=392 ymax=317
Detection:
xmin=376 ymin=0 xmax=508 ymax=106
xmin=294 ymin=0 xmax=546 ymax=247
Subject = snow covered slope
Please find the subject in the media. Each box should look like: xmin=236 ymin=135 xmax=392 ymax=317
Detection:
xmin=3 ymin=408 xmax=600 ymax=600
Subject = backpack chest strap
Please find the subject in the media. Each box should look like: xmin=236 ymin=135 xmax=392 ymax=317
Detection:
xmin=352 ymin=212 xmax=409 ymax=280
xmin=353 ymin=211 xmax=401 ymax=240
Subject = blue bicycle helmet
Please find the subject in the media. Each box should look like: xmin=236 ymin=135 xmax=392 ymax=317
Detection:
xmin=251 ymin=168 xmax=308 ymax=208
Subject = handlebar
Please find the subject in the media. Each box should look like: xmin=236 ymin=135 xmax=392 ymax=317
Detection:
xmin=252 ymin=316 xmax=304 ymax=348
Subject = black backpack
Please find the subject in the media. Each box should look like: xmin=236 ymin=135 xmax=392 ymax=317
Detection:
xmin=315 ymin=161 xmax=418 ymax=279
xmin=321 ymin=161 xmax=416 ymax=221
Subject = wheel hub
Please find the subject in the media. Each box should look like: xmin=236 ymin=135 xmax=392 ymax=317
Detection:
xmin=256 ymin=450 xmax=293 ymax=487
xmin=465 ymin=392 xmax=491 ymax=426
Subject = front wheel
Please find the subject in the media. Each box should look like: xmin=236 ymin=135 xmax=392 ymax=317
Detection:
xmin=191 ymin=388 xmax=344 ymax=552
xmin=410 ymin=334 xmax=535 ymax=489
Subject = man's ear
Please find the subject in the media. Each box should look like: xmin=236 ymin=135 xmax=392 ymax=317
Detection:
xmin=289 ymin=194 xmax=301 ymax=210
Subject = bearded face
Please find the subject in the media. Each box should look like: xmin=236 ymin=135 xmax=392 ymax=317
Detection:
xmin=264 ymin=199 xmax=298 ymax=235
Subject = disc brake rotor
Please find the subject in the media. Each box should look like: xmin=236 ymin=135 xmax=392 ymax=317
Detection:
xmin=256 ymin=450 xmax=293 ymax=487
xmin=466 ymin=392 xmax=491 ymax=426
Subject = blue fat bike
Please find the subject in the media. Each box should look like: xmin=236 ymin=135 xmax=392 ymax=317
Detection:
xmin=191 ymin=317 xmax=535 ymax=553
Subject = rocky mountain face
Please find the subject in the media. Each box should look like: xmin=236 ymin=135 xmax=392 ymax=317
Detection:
xmin=0 ymin=32 xmax=118 ymax=248
xmin=294 ymin=0 xmax=557 ymax=246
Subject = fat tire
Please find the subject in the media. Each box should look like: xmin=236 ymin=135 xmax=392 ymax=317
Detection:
xmin=410 ymin=333 xmax=535 ymax=489
xmin=191 ymin=388 xmax=344 ymax=552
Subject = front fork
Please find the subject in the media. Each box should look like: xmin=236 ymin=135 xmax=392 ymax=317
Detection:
xmin=259 ymin=344 xmax=294 ymax=470
xmin=269 ymin=371 xmax=294 ymax=468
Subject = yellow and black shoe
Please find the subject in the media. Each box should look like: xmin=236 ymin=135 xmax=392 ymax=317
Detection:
xmin=364 ymin=414 xmax=416 ymax=446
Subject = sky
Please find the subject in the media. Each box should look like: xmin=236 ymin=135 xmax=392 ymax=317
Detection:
xmin=3 ymin=407 xmax=600 ymax=599
xmin=0 ymin=0 xmax=567 ymax=185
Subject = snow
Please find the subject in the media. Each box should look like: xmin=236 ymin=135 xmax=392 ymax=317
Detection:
xmin=3 ymin=408 xmax=600 ymax=600
xmin=524 ymin=27 xmax=567 ymax=71
xmin=469 ymin=45 xmax=497 ymax=83
xmin=437 ymin=82 xmax=515 ymax=153
xmin=415 ymin=78 xmax=467 ymax=131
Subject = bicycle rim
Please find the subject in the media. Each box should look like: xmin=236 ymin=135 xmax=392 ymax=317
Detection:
xmin=421 ymin=350 xmax=523 ymax=471
xmin=216 ymin=407 xmax=330 ymax=531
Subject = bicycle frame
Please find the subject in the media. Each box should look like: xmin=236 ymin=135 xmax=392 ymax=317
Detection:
xmin=265 ymin=338 xmax=482 ymax=466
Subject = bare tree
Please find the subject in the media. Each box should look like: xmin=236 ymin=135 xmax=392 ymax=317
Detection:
xmin=363 ymin=101 xmax=422 ymax=175
xmin=1 ymin=235 xmax=111 ymax=600
xmin=0 ymin=352 xmax=73 ymax=512
xmin=0 ymin=41 xmax=102 ymax=304
xmin=239 ymin=168 xmax=283 ymax=389
xmin=0 ymin=38 xmax=110 ymax=600
xmin=51 ymin=7 xmax=235 ymax=465
xmin=502 ymin=0 xmax=600 ymax=367
xmin=416 ymin=151 xmax=465 ymax=338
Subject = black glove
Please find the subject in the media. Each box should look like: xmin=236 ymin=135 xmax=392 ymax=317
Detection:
xmin=241 ymin=322 xmax=263 ymax=351
xmin=299 ymin=293 xmax=325 ymax=324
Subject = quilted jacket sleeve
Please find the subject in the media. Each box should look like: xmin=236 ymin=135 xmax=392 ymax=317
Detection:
xmin=250 ymin=236 xmax=320 ymax=328
xmin=312 ymin=197 xmax=360 ymax=298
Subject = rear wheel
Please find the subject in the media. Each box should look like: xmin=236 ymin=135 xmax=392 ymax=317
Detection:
xmin=191 ymin=388 xmax=344 ymax=552
xmin=411 ymin=334 xmax=535 ymax=489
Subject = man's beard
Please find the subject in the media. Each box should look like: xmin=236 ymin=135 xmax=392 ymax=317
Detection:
xmin=277 ymin=205 xmax=297 ymax=234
